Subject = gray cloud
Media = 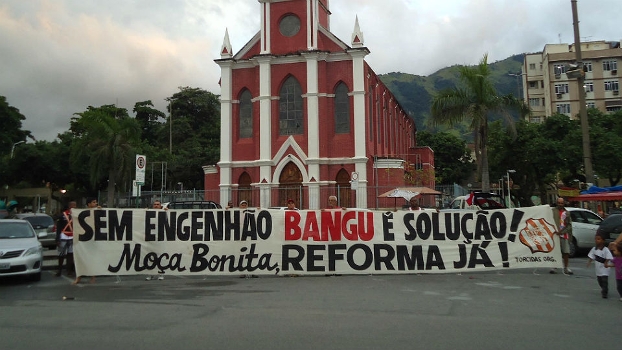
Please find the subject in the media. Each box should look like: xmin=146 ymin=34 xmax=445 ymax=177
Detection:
xmin=1 ymin=0 xmax=620 ymax=141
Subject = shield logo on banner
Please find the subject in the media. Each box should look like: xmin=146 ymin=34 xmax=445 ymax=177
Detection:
xmin=519 ymin=218 xmax=557 ymax=253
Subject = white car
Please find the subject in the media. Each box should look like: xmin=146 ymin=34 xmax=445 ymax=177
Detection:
xmin=0 ymin=219 xmax=44 ymax=281
xmin=566 ymin=207 xmax=602 ymax=257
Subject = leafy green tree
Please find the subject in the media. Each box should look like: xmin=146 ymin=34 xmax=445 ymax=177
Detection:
xmin=589 ymin=109 xmax=622 ymax=186
xmin=430 ymin=54 xmax=526 ymax=192
xmin=134 ymin=100 xmax=166 ymax=147
xmin=70 ymin=105 xmax=141 ymax=206
xmin=166 ymin=87 xmax=220 ymax=189
xmin=416 ymin=131 xmax=474 ymax=185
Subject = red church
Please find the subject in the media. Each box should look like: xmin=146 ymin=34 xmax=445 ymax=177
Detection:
xmin=204 ymin=0 xmax=434 ymax=209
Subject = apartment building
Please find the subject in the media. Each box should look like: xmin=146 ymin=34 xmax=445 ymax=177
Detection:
xmin=522 ymin=40 xmax=622 ymax=123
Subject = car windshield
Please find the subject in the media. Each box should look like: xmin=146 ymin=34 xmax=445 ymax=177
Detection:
xmin=23 ymin=216 xmax=54 ymax=228
xmin=0 ymin=222 xmax=36 ymax=239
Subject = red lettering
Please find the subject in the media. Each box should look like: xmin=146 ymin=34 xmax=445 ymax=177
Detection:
xmin=358 ymin=212 xmax=374 ymax=241
xmin=321 ymin=210 xmax=342 ymax=241
xmin=284 ymin=211 xmax=302 ymax=240
xmin=302 ymin=212 xmax=321 ymax=241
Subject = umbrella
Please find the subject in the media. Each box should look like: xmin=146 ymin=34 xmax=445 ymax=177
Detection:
xmin=384 ymin=189 xmax=420 ymax=201
xmin=378 ymin=187 xmax=441 ymax=210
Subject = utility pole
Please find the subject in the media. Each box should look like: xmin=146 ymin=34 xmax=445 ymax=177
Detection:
xmin=169 ymin=99 xmax=173 ymax=154
xmin=571 ymin=0 xmax=594 ymax=185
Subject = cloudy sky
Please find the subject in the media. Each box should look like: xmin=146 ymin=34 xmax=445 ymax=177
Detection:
xmin=1 ymin=0 xmax=620 ymax=142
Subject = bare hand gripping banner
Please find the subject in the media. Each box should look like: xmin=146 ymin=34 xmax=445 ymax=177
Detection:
xmin=72 ymin=206 xmax=562 ymax=276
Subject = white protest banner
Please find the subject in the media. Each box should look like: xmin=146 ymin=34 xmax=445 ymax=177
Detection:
xmin=72 ymin=206 xmax=562 ymax=276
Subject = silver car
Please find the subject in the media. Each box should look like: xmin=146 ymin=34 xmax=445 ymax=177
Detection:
xmin=566 ymin=207 xmax=603 ymax=257
xmin=0 ymin=219 xmax=44 ymax=281
xmin=15 ymin=213 xmax=56 ymax=249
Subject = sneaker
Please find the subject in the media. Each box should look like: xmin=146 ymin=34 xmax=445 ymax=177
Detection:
xmin=157 ymin=275 xmax=164 ymax=281
xmin=563 ymin=268 xmax=573 ymax=275
xmin=549 ymin=269 xmax=557 ymax=274
xmin=145 ymin=276 xmax=152 ymax=281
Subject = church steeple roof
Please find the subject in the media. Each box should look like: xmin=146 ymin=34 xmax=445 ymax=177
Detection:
xmin=220 ymin=28 xmax=232 ymax=59
xmin=351 ymin=15 xmax=364 ymax=47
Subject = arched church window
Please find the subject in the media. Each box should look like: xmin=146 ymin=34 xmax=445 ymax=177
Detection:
xmin=239 ymin=89 xmax=252 ymax=138
xmin=279 ymin=76 xmax=303 ymax=135
xmin=334 ymin=82 xmax=350 ymax=134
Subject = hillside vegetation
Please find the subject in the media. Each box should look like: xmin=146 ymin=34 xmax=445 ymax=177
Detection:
xmin=379 ymin=54 xmax=524 ymax=140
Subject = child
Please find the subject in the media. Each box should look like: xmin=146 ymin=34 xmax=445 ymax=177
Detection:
xmin=605 ymin=241 xmax=622 ymax=301
xmin=587 ymin=232 xmax=613 ymax=298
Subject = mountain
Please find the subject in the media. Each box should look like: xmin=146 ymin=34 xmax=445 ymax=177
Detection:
xmin=378 ymin=54 xmax=525 ymax=138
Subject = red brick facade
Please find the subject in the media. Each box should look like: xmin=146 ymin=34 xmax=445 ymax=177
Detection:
xmin=205 ymin=0 xmax=434 ymax=209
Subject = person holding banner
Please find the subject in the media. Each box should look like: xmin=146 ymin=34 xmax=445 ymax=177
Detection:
xmin=286 ymin=199 xmax=298 ymax=210
xmin=325 ymin=195 xmax=346 ymax=210
xmin=408 ymin=197 xmax=423 ymax=211
xmin=55 ymin=201 xmax=76 ymax=277
xmin=551 ymin=197 xmax=573 ymax=275
xmin=72 ymin=198 xmax=98 ymax=285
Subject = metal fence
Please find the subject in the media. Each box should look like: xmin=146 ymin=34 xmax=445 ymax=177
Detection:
xmin=101 ymin=183 xmax=471 ymax=210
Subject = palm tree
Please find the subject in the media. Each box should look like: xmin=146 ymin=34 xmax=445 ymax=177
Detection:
xmin=430 ymin=54 xmax=526 ymax=192
xmin=71 ymin=105 xmax=141 ymax=207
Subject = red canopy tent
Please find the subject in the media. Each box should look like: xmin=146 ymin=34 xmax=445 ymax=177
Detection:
xmin=566 ymin=192 xmax=622 ymax=202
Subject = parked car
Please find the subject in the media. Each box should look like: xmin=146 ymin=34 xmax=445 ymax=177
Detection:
xmin=596 ymin=213 xmax=622 ymax=246
xmin=0 ymin=219 xmax=43 ymax=281
xmin=446 ymin=192 xmax=506 ymax=210
xmin=15 ymin=213 xmax=56 ymax=249
xmin=164 ymin=201 xmax=222 ymax=210
xmin=565 ymin=207 xmax=602 ymax=257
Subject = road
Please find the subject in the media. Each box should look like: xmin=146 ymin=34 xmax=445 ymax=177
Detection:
xmin=1 ymin=257 xmax=618 ymax=350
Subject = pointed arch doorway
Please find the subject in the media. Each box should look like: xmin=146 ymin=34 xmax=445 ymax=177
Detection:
xmin=279 ymin=162 xmax=303 ymax=208
xmin=336 ymin=169 xmax=351 ymax=207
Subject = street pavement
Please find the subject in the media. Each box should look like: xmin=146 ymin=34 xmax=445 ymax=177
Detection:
xmin=1 ymin=256 xmax=619 ymax=350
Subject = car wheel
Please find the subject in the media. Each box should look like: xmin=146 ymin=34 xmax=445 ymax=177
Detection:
xmin=568 ymin=238 xmax=577 ymax=258
xmin=30 ymin=272 xmax=41 ymax=282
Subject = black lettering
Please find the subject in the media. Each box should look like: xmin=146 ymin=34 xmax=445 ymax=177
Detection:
xmin=383 ymin=212 xmax=395 ymax=241
xmin=347 ymin=244 xmax=372 ymax=271
xmin=373 ymin=244 xmax=395 ymax=270
xmin=282 ymin=245 xmax=305 ymax=272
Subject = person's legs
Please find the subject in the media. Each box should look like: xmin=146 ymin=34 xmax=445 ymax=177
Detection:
xmin=597 ymin=276 xmax=608 ymax=298
xmin=617 ymin=279 xmax=622 ymax=299
xmin=56 ymin=256 xmax=64 ymax=276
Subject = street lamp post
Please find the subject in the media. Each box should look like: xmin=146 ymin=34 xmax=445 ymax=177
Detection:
xmin=10 ymin=141 xmax=25 ymax=158
xmin=507 ymin=170 xmax=516 ymax=208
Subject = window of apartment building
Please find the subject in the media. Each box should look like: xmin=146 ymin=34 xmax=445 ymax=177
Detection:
xmin=529 ymin=81 xmax=538 ymax=89
xmin=555 ymin=83 xmax=569 ymax=94
xmin=603 ymin=60 xmax=618 ymax=71
xmin=529 ymin=63 xmax=536 ymax=70
xmin=587 ymin=102 xmax=596 ymax=109
xmin=584 ymin=82 xmax=594 ymax=93
xmin=279 ymin=76 xmax=304 ymax=135
xmin=334 ymin=82 xmax=350 ymax=134
xmin=604 ymin=80 xmax=619 ymax=91
xmin=583 ymin=62 xmax=592 ymax=72
xmin=239 ymin=89 xmax=253 ymax=138
xmin=528 ymin=98 xmax=540 ymax=107
xmin=542 ymin=97 xmax=546 ymax=105
xmin=606 ymin=106 xmax=622 ymax=112
xmin=529 ymin=116 xmax=542 ymax=123
xmin=554 ymin=64 xmax=566 ymax=75
xmin=556 ymin=103 xmax=571 ymax=114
